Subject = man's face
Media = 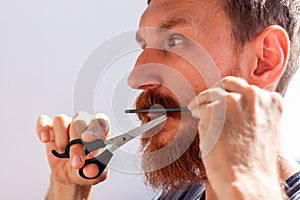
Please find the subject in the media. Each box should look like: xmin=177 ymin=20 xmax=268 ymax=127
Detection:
xmin=127 ymin=0 xmax=240 ymax=190
xmin=129 ymin=0 xmax=238 ymax=144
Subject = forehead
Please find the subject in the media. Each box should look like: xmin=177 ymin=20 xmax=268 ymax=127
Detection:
xmin=140 ymin=0 xmax=222 ymax=29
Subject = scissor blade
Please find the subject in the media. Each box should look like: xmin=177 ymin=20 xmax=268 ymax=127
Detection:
xmin=106 ymin=115 xmax=167 ymax=151
xmin=127 ymin=115 xmax=167 ymax=137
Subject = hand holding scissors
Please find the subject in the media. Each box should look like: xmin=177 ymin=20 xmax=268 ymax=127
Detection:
xmin=52 ymin=115 xmax=167 ymax=179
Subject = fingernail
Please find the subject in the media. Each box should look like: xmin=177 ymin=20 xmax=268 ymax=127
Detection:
xmin=72 ymin=155 xmax=83 ymax=167
xmin=82 ymin=131 xmax=94 ymax=136
xmin=41 ymin=132 xmax=49 ymax=142
xmin=81 ymin=130 xmax=97 ymax=142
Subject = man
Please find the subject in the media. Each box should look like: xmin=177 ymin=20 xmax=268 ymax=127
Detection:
xmin=36 ymin=0 xmax=300 ymax=199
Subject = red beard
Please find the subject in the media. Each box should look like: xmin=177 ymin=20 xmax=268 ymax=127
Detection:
xmin=135 ymin=89 xmax=206 ymax=192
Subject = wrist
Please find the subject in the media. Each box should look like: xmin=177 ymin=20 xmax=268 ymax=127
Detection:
xmin=46 ymin=174 xmax=93 ymax=200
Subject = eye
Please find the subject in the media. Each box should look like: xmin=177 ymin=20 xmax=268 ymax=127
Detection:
xmin=168 ymin=34 xmax=183 ymax=47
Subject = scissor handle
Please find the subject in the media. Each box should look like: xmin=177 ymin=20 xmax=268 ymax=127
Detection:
xmin=52 ymin=139 xmax=112 ymax=179
xmin=79 ymin=149 xmax=113 ymax=179
xmin=52 ymin=139 xmax=106 ymax=158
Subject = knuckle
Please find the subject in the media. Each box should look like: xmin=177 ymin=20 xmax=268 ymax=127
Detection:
xmin=36 ymin=115 xmax=52 ymax=132
xmin=70 ymin=144 xmax=85 ymax=155
xmin=53 ymin=114 xmax=69 ymax=124
xmin=71 ymin=120 xmax=87 ymax=135
xmin=271 ymin=92 xmax=284 ymax=113
xmin=94 ymin=113 xmax=111 ymax=137
xmin=271 ymin=92 xmax=283 ymax=101
xmin=56 ymin=142 xmax=65 ymax=149
xmin=95 ymin=113 xmax=110 ymax=126
xmin=219 ymin=76 xmax=231 ymax=87
xmin=53 ymin=114 xmax=72 ymax=130
xmin=243 ymin=85 xmax=260 ymax=104
xmin=225 ymin=94 xmax=242 ymax=113
xmin=36 ymin=115 xmax=47 ymax=124
xmin=222 ymin=76 xmax=244 ymax=84
xmin=245 ymin=85 xmax=258 ymax=96
xmin=36 ymin=115 xmax=46 ymax=124
xmin=226 ymin=93 xmax=237 ymax=104
xmin=222 ymin=76 xmax=233 ymax=83
xmin=99 ymin=119 xmax=110 ymax=134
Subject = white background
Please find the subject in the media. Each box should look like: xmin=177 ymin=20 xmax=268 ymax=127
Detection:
xmin=0 ymin=0 xmax=299 ymax=199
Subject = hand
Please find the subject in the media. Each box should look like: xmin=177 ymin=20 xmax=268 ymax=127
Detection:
xmin=36 ymin=112 xmax=110 ymax=194
xmin=188 ymin=76 xmax=284 ymax=199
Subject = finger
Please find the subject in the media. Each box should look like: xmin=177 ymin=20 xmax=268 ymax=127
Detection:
xmin=68 ymin=114 xmax=89 ymax=169
xmin=36 ymin=115 xmax=53 ymax=143
xmin=83 ymin=164 xmax=110 ymax=182
xmin=189 ymin=103 xmax=207 ymax=119
xmin=52 ymin=114 xmax=72 ymax=152
xmin=79 ymin=113 xmax=110 ymax=180
xmin=195 ymin=103 xmax=226 ymax=159
xmin=80 ymin=113 xmax=111 ymax=159
xmin=188 ymin=87 xmax=227 ymax=112
xmin=81 ymin=113 xmax=111 ymax=142
xmin=214 ymin=76 xmax=250 ymax=94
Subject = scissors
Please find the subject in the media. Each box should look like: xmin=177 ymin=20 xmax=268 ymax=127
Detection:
xmin=52 ymin=115 xmax=167 ymax=179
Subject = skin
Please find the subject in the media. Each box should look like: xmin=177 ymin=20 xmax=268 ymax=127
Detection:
xmin=36 ymin=0 xmax=300 ymax=199
xmin=36 ymin=113 xmax=110 ymax=199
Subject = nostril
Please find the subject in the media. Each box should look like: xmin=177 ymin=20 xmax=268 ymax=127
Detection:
xmin=127 ymin=60 xmax=168 ymax=91
xmin=127 ymin=66 xmax=163 ymax=89
xmin=138 ymin=84 xmax=161 ymax=90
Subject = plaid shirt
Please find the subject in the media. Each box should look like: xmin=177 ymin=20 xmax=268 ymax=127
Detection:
xmin=157 ymin=171 xmax=300 ymax=200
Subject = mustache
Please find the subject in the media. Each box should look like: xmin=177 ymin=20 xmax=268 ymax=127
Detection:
xmin=135 ymin=89 xmax=181 ymax=122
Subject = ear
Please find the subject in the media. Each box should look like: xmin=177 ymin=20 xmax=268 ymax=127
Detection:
xmin=248 ymin=25 xmax=289 ymax=88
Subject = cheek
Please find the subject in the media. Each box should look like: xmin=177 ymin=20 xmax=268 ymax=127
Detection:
xmin=165 ymin=53 xmax=211 ymax=94
xmin=176 ymin=46 xmax=229 ymax=90
xmin=195 ymin=34 xmax=240 ymax=82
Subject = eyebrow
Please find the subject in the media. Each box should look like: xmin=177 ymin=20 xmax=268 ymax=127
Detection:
xmin=135 ymin=17 xmax=191 ymax=43
xmin=159 ymin=17 xmax=190 ymax=30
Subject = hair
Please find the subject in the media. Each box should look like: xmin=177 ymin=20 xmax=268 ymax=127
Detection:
xmin=148 ymin=0 xmax=300 ymax=96
xmin=221 ymin=0 xmax=300 ymax=95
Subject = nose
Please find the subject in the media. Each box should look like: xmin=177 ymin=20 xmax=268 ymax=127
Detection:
xmin=127 ymin=48 xmax=203 ymax=107
xmin=127 ymin=48 xmax=164 ymax=90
